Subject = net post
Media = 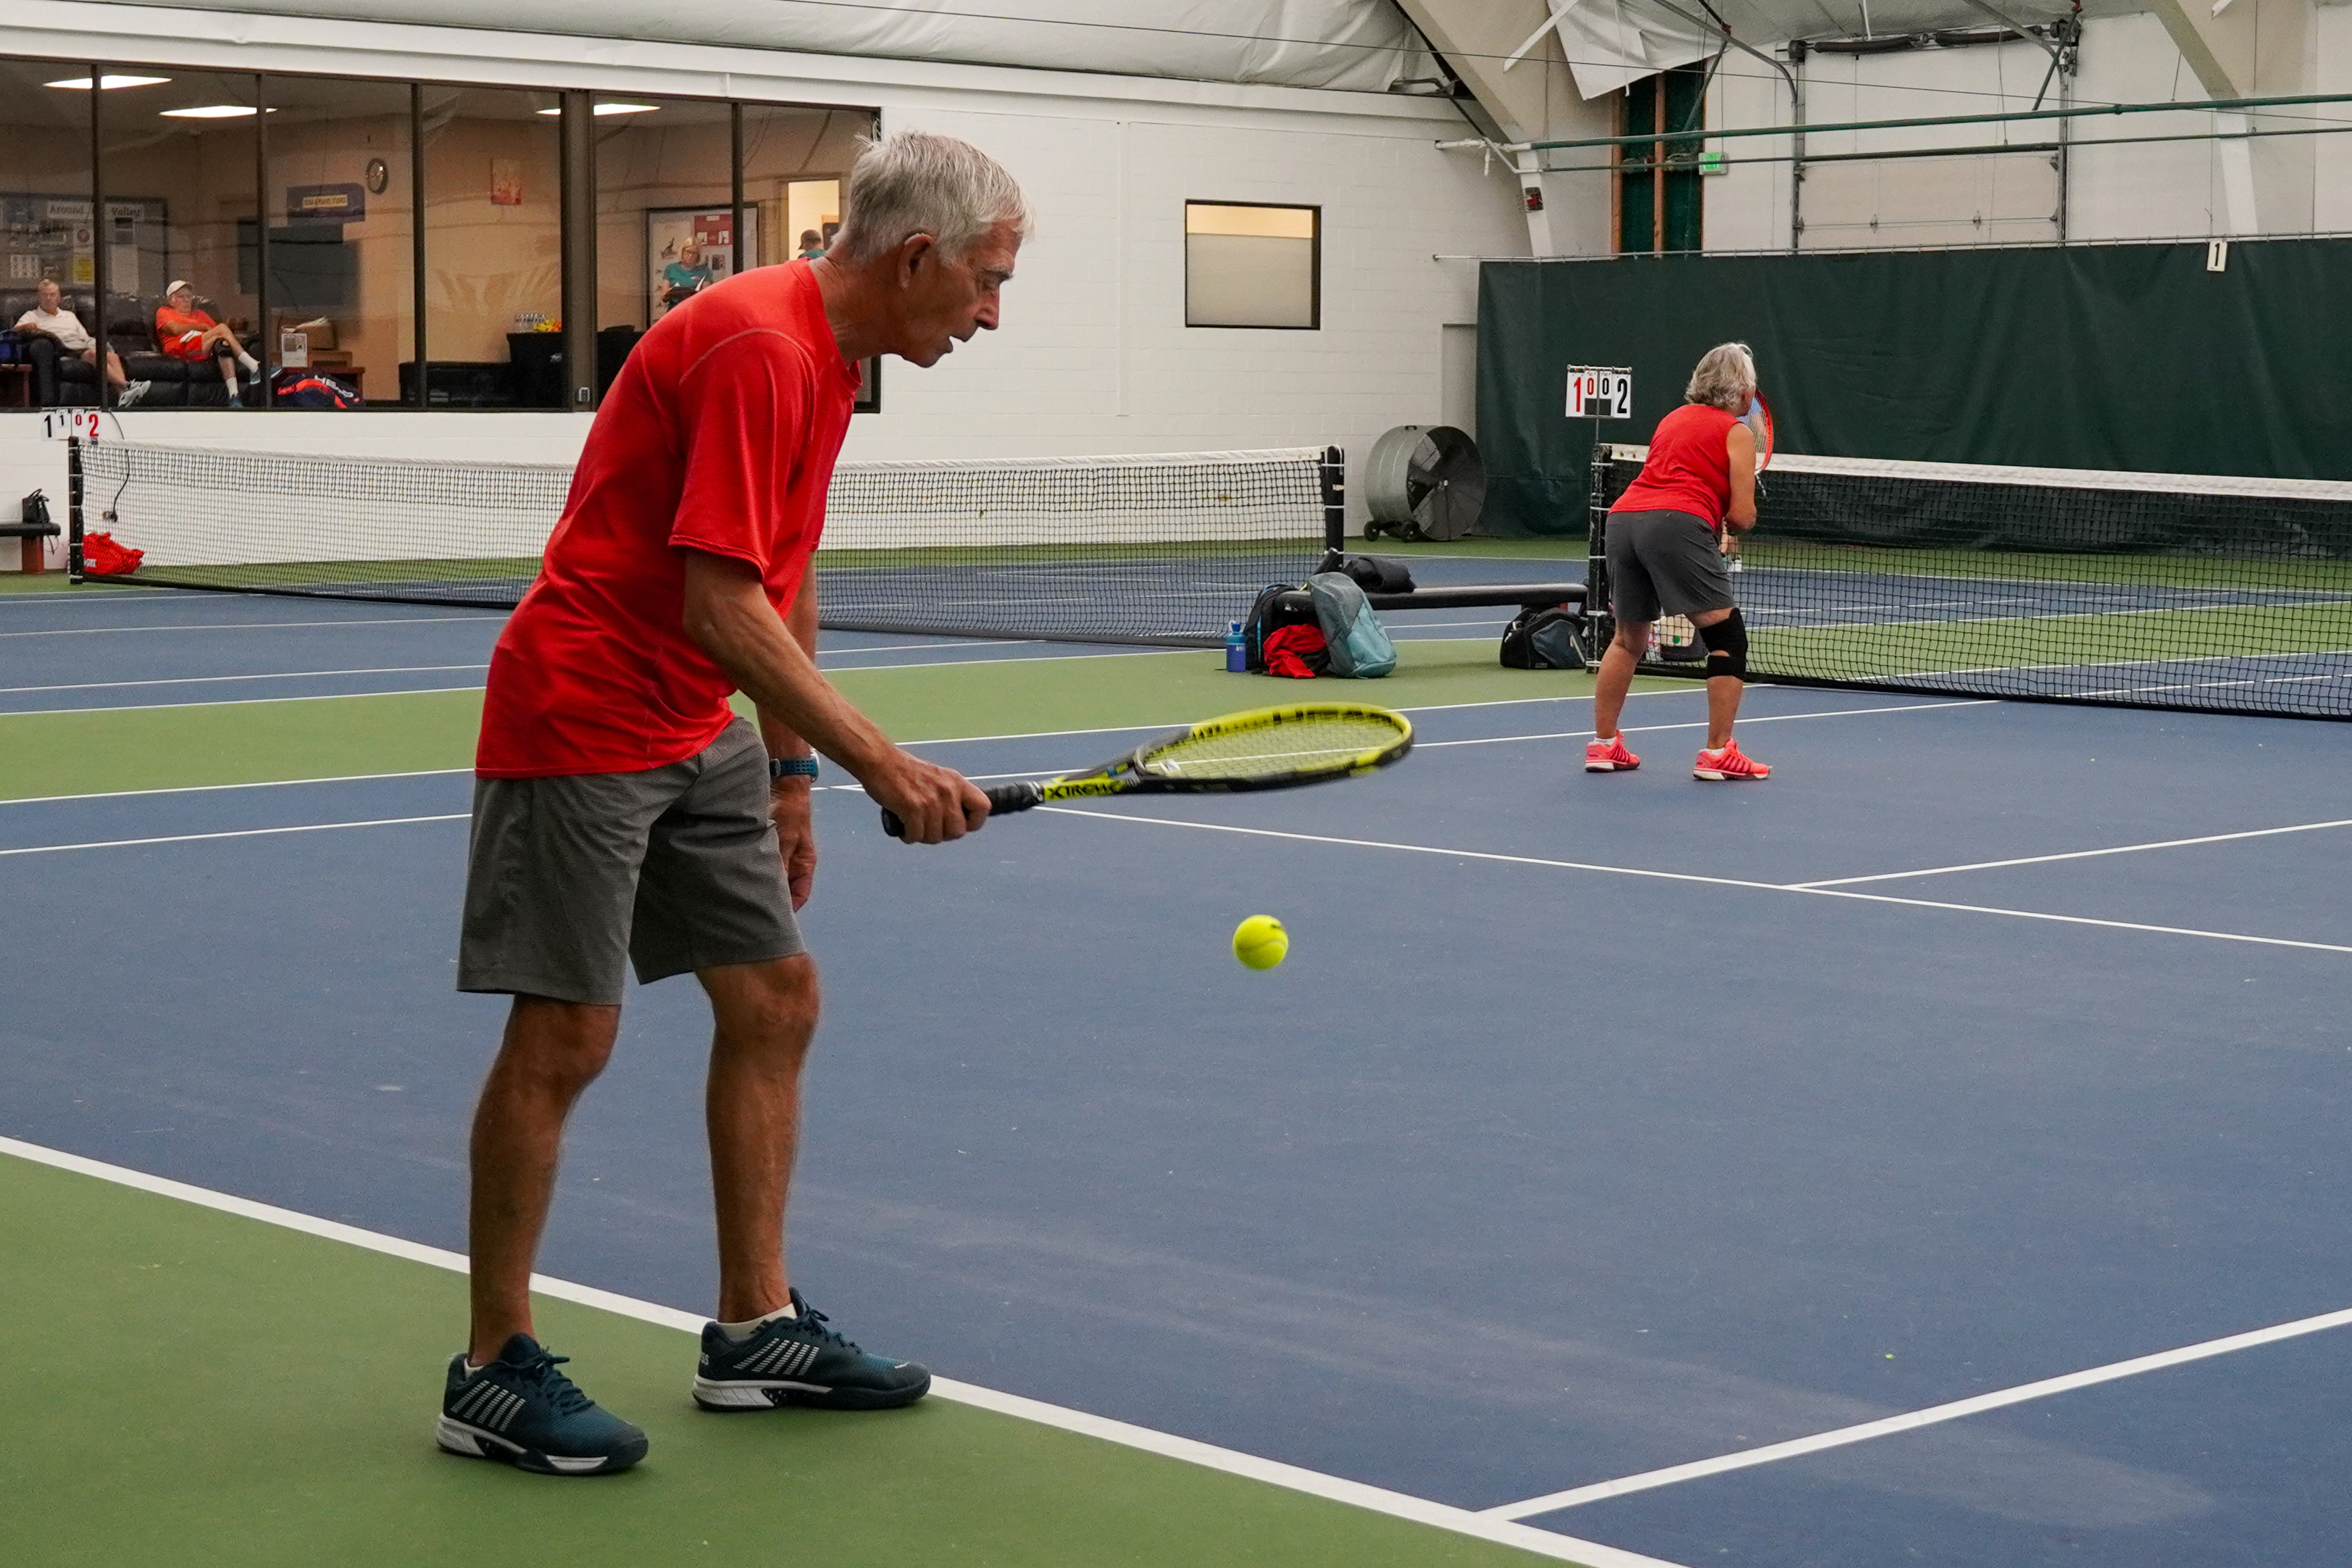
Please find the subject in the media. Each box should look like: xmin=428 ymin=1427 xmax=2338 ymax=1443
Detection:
xmin=1580 ymin=439 xmax=1613 ymax=660
xmin=1318 ymin=445 xmax=1346 ymax=570
xmin=66 ymin=435 xmax=84 ymax=583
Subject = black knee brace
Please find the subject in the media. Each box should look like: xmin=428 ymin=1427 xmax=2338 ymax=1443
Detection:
xmin=1696 ymin=607 xmax=1748 ymax=680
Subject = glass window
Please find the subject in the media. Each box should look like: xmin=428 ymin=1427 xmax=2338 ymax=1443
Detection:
xmin=1185 ymin=202 xmax=1319 ymax=330
xmin=1617 ymin=68 xmax=1704 ymax=255
xmin=421 ymin=86 xmax=562 ymax=408
xmin=738 ymin=104 xmax=867 ymax=268
xmin=3 ymin=62 xmax=101 ymax=409
xmin=99 ymin=69 xmax=261 ymax=408
xmin=739 ymin=102 xmax=877 ymax=407
xmin=263 ymin=75 xmax=414 ymax=407
xmin=592 ymin=95 xmax=730 ymax=397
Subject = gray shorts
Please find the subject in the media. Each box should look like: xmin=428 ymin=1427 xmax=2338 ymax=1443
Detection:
xmin=457 ymin=718 xmax=804 ymax=1005
xmin=1605 ymin=508 xmax=1738 ymax=624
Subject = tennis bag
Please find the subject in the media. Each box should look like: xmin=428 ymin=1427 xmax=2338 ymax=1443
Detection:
xmin=1499 ymin=604 xmax=1588 ymax=670
xmin=274 ymin=372 xmax=363 ymax=409
xmin=1306 ymin=570 xmax=1396 ymax=679
xmin=1242 ymin=583 xmax=1319 ymax=672
xmin=1338 ymin=553 xmax=1415 ymax=594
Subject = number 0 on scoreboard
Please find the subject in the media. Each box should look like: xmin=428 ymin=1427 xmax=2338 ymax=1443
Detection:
xmin=1566 ymin=366 xmax=1632 ymax=420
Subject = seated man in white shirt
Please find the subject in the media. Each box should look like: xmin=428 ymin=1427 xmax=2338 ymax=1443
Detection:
xmin=12 ymin=278 xmax=149 ymax=407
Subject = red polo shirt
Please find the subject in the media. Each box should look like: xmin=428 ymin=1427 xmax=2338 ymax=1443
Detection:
xmin=476 ymin=260 xmax=862 ymax=777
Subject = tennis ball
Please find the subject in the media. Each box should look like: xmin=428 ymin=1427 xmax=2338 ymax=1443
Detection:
xmin=1232 ymin=914 xmax=1288 ymax=970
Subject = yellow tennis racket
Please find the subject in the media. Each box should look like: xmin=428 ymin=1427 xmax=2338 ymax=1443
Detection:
xmin=882 ymin=702 xmax=1412 ymax=840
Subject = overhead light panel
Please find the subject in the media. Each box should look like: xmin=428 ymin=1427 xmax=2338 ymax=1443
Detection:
xmin=538 ymin=103 xmax=659 ymax=116
xmin=161 ymin=104 xmax=262 ymax=118
xmin=47 ymin=74 xmax=172 ymax=89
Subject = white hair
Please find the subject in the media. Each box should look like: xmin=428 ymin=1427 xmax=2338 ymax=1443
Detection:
xmin=1685 ymin=341 xmax=1758 ymax=412
xmin=829 ymin=130 xmax=1032 ymax=267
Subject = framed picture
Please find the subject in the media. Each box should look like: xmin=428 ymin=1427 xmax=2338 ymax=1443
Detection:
xmin=646 ymin=205 xmax=757 ymax=322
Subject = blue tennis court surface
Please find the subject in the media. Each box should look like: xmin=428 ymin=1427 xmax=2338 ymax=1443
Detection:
xmin=4 ymin=584 xmax=2351 ymax=1567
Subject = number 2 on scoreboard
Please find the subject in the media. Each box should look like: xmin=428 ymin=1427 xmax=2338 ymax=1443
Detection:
xmin=1565 ymin=367 xmax=1632 ymax=421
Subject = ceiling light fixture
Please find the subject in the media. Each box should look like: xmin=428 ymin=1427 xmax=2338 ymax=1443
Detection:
xmin=160 ymin=104 xmax=262 ymax=118
xmin=536 ymin=103 xmax=659 ymax=117
xmin=46 ymin=74 xmax=172 ymax=89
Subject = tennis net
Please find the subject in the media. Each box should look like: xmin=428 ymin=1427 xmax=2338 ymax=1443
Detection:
xmin=1593 ymin=448 xmax=2352 ymax=720
xmin=68 ymin=439 xmax=1343 ymax=647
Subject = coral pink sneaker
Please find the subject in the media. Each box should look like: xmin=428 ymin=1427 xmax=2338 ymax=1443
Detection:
xmin=1585 ymin=734 xmax=1641 ymax=772
xmin=1693 ymin=738 xmax=1769 ymax=781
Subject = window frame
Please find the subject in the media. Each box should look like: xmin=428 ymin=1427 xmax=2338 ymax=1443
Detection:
xmin=1182 ymin=199 xmax=1322 ymax=332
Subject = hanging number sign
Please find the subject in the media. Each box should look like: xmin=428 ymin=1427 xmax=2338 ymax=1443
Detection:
xmin=1565 ymin=366 xmax=1632 ymax=420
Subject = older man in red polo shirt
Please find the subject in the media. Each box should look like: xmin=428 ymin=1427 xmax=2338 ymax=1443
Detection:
xmin=436 ymin=131 xmax=1027 ymax=1477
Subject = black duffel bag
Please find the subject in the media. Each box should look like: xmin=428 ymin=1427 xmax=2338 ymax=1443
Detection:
xmin=1499 ymin=604 xmax=1588 ymax=670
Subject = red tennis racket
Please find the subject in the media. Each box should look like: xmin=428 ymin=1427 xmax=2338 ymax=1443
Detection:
xmin=1743 ymin=392 xmax=1775 ymax=473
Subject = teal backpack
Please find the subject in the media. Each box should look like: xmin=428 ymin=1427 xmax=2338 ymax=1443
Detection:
xmin=1306 ymin=571 xmax=1397 ymax=679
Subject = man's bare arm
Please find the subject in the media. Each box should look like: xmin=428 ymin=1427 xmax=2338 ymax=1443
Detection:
xmin=756 ymin=570 xmax=822 ymax=762
xmin=680 ymin=550 xmax=985 ymax=843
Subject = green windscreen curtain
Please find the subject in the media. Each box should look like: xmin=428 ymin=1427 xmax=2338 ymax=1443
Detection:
xmin=1476 ymin=238 xmax=2352 ymax=536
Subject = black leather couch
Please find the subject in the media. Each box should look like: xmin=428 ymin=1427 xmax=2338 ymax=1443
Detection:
xmin=3 ymin=288 xmax=240 ymax=409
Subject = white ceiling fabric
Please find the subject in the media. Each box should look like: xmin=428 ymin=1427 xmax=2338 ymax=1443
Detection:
xmin=1546 ymin=0 xmax=1719 ymax=100
xmin=1540 ymin=0 xmax=2123 ymax=101
xmin=76 ymin=0 xmax=1435 ymax=92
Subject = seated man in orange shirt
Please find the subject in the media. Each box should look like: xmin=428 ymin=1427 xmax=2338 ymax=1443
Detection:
xmin=154 ymin=280 xmax=262 ymax=406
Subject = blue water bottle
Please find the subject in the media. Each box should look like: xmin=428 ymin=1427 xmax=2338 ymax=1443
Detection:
xmin=1225 ymin=619 xmax=1248 ymax=673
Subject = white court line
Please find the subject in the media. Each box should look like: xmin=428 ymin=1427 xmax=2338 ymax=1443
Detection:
xmin=0 ymin=614 xmax=503 ymax=638
xmin=0 ymin=685 xmax=483 ymax=718
xmin=824 ymin=648 xmax=1184 ymax=673
xmin=0 ymin=646 xmax=1087 ymax=706
xmin=0 ymin=1134 xmax=1684 ymax=1568
xmin=1485 ymin=1301 xmax=2352 ymax=1519
xmin=0 ymin=663 xmax=488 ymax=696
xmin=0 ymin=814 xmax=467 ymax=857
xmin=820 ymin=638 xmax=1043 ymax=654
xmin=846 ymin=701 xmax=1982 ymax=787
xmin=893 ymin=686 xmax=1752 ymax=751
xmin=0 ymin=768 xmax=472 ymax=809
xmin=1796 ymin=818 xmax=2352 ymax=888
xmin=1031 ymin=810 xmax=2352 ymax=956
xmin=0 ymin=685 xmax=1909 ymax=805
xmin=1414 ymin=700 xmax=1993 ymax=749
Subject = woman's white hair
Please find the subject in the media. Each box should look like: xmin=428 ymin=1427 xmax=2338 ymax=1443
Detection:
xmin=829 ymin=130 xmax=1033 ymax=267
xmin=1685 ymin=341 xmax=1758 ymax=412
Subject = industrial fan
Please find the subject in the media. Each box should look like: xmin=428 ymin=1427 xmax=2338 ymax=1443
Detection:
xmin=1361 ymin=424 xmax=1485 ymax=542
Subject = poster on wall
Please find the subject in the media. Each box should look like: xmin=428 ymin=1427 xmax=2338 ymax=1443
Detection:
xmin=647 ymin=206 xmax=755 ymax=321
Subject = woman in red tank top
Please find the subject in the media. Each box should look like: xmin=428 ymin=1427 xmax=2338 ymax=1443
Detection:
xmin=1585 ymin=343 xmax=1771 ymax=781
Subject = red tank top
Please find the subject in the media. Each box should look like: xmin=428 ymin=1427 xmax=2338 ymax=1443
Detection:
xmin=1611 ymin=404 xmax=1738 ymax=530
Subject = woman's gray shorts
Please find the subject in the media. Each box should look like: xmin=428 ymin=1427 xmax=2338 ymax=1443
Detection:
xmin=456 ymin=717 xmax=804 ymax=1005
xmin=1605 ymin=507 xmax=1737 ymax=623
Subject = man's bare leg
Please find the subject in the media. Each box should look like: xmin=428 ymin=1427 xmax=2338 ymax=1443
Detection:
xmin=701 ymin=954 xmax=819 ymax=1322
xmin=1593 ymin=618 xmax=1650 ymax=741
xmin=467 ymin=996 xmax=621 ymax=1364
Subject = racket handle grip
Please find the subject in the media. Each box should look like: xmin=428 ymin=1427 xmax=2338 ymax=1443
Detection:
xmin=880 ymin=781 xmax=1046 ymax=841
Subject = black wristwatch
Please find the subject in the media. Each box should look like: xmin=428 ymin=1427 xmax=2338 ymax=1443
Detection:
xmin=769 ymin=756 xmax=820 ymax=782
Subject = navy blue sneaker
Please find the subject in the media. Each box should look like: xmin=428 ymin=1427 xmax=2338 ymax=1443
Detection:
xmin=692 ymin=1288 xmax=931 ymax=1412
xmin=436 ymin=1333 xmax=649 ymax=1475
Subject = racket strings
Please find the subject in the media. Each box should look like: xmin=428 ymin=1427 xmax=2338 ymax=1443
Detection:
xmin=1140 ymin=714 xmax=1407 ymax=780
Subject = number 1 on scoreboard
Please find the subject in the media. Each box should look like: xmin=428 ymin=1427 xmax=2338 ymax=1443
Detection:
xmin=1565 ymin=366 xmax=1632 ymax=421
